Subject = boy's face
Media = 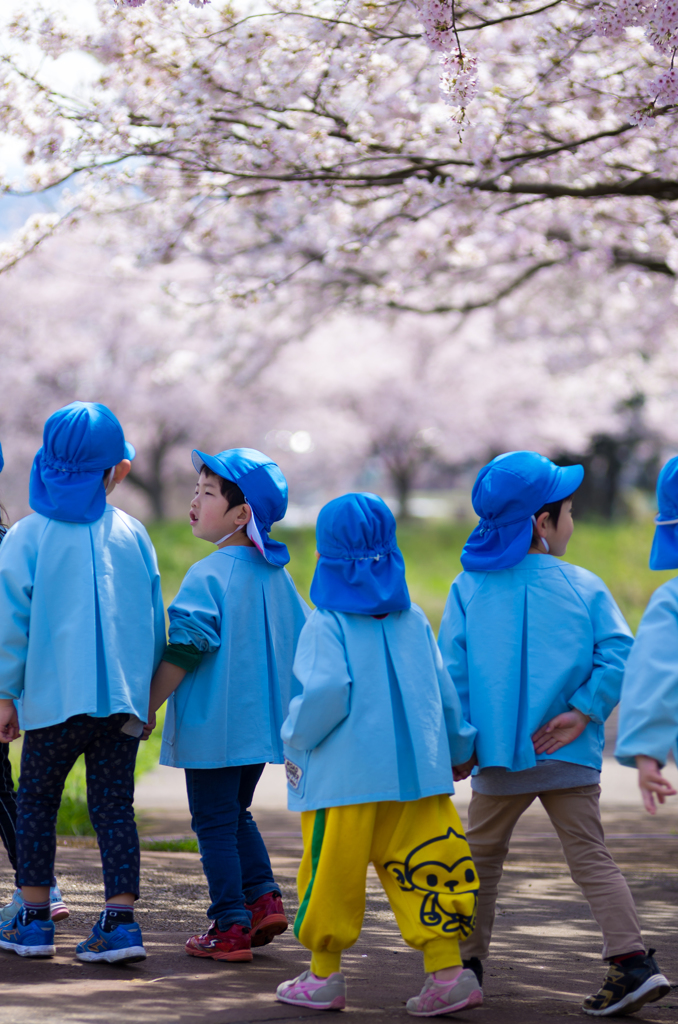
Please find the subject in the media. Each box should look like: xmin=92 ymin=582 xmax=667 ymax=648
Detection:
xmin=543 ymin=498 xmax=574 ymax=556
xmin=190 ymin=470 xmax=250 ymax=544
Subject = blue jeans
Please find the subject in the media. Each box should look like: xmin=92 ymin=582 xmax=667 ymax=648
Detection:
xmin=185 ymin=763 xmax=278 ymax=930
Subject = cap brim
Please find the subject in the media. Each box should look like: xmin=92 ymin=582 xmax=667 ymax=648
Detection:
xmin=547 ymin=464 xmax=584 ymax=504
xmin=192 ymin=449 xmax=223 ymax=477
xmin=124 ymin=441 xmax=136 ymax=462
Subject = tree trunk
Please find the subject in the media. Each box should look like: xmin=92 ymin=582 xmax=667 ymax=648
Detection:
xmin=389 ymin=462 xmax=416 ymax=520
xmin=124 ymin=429 xmax=185 ymax=520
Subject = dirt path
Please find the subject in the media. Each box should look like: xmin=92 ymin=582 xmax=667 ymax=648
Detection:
xmin=0 ymin=804 xmax=677 ymax=1023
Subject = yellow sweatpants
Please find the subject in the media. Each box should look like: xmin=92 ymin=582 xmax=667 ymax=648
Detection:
xmin=294 ymin=795 xmax=478 ymax=976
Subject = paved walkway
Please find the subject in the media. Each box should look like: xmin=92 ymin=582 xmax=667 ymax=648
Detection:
xmin=1 ymin=762 xmax=678 ymax=1023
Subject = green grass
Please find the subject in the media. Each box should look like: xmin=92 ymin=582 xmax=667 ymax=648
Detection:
xmin=11 ymin=516 xmax=672 ymax=835
xmin=274 ymin=518 xmax=672 ymax=634
xmin=140 ymin=838 xmax=199 ymax=853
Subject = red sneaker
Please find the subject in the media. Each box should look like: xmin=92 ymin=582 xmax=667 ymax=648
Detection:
xmin=244 ymin=891 xmax=288 ymax=948
xmin=185 ymin=923 xmax=253 ymax=961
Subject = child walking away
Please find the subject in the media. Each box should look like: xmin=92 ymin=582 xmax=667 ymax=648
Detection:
xmin=616 ymin=456 xmax=678 ymax=815
xmin=0 ymin=403 xmax=166 ymax=962
xmin=0 ymin=442 xmax=69 ymax=927
xmin=147 ymin=448 xmax=309 ymax=962
xmin=438 ymin=451 xmax=670 ymax=1017
xmin=277 ymin=493 xmax=481 ymax=1017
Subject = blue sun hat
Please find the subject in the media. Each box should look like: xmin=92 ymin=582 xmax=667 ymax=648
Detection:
xmin=0 ymin=441 xmax=3 ymax=474
xmin=649 ymin=456 xmax=678 ymax=570
xmin=310 ymin=492 xmax=411 ymax=615
xmin=191 ymin=447 xmax=290 ymax=566
xmin=29 ymin=402 xmax=135 ymax=524
xmin=461 ymin=451 xmax=584 ymax=572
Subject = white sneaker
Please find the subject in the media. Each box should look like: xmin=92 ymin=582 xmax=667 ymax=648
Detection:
xmin=407 ymin=970 xmax=483 ymax=1016
xmin=49 ymin=885 xmax=70 ymax=923
xmin=0 ymin=886 xmax=70 ymax=924
xmin=277 ymin=970 xmax=347 ymax=1010
xmin=0 ymin=890 xmax=22 ymax=923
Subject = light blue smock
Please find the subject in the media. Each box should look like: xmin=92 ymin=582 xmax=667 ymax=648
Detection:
xmin=438 ymin=553 xmax=633 ymax=773
xmin=0 ymin=505 xmax=166 ymax=730
xmin=281 ymin=605 xmax=477 ymax=812
xmin=160 ymin=545 xmax=310 ymax=769
xmin=616 ymin=578 xmax=678 ymax=767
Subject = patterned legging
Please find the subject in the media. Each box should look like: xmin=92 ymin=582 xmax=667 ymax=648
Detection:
xmin=17 ymin=714 xmax=140 ymax=900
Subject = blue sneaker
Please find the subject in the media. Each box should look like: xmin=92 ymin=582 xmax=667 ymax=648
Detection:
xmin=76 ymin=918 xmax=147 ymax=964
xmin=0 ymin=913 xmax=55 ymax=957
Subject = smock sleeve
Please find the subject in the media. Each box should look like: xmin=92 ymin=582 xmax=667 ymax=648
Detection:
xmin=566 ymin=576 xmax=633 ymax=725
xmin=281 ymin=610 xmax=352 ymax=751
xmin=427 ymin=621 xmax=476 ymax=765
xmin=0 ymin=522 xmax=42 ymax=701
xmin=167 ymin=561 xmax=229 ymax=654
xmin=135 ymin=525 xmax=166 ymax=671
xmin=615 ymin=583 xmax=678 ymax=768
xmin=437 ymin=576 xmax=471 ymax=722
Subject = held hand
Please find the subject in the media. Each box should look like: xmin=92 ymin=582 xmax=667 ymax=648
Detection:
xmin=636 ymin=755 xmax=677 ymax=815
xmin=0 ymin=704 xmax=20 ymax=743
xmin=141 ymin=711 xmax=156 ymax=741
xmin=453 ymin=753 xmax=477 ymax=782
xmin=532 ymin=709 xmax=590 ymax=756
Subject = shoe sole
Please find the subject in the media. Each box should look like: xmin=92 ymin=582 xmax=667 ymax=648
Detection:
xmin=251 ymin=914 xmax=288 ymax=948
xmin=277 ymin=992 xmax=346 ymax=1010
xmin=76 ymin=946 xmax=147 ymax=964
xmin=407 ymin=990 xmax=483 ymax=1016
xmin=582 ymin=974 xmax=672 ymax=1017
xmin=186 ymin=946 xmax=253 ymax=962
xmin=51 ymin=906 xmax=70 ymax=923
xmin=0 ymin=938 xmax=55 ymax=958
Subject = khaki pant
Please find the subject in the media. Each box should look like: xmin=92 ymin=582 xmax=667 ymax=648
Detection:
xmin=459 ymin=785 xmax=644 ymax=961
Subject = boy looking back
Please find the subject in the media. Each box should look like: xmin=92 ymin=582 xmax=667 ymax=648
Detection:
xmin=0 ymin=402 xmax=165 ymax=963
xmin=438 ymin=451 xmax=669 ymax=1017
xmin=148 ymin=448 xmax=308 ymax=962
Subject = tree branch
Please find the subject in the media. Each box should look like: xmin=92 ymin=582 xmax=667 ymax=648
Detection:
xmin=385 ymin=258 xmax=562 ymax=314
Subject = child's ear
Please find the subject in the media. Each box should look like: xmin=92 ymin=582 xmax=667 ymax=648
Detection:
xmin=236 ymin=503 xmax=252 ymax=524
xmin=113 ymin=460 xmax=132 ymax=485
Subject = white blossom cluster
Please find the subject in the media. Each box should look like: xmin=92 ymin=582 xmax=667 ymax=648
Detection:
xmin=592 ymin=0 xmax=678 ymax=110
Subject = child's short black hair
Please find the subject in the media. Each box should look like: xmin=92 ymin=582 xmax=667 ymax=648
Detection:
xmin=533 ymin=494 xmax=573 ymax=528
xmin=200 ymin=465 xmax=246 ymax=510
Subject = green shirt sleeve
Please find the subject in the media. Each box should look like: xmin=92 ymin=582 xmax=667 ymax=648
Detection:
xmin=162 ymin=642 xmax=204 ymax=672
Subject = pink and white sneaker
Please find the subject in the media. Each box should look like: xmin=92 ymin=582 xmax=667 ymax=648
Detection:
xmin=276 ymin=969 xmax=347 ymax=1010
xmin=406 ymin=969 xmax=483 ymax=1016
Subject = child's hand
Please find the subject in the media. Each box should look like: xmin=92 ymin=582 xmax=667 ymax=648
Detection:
xmin=453 ymin=753 xmax=477 ymax=781
xmin=0 ymin=703 xmax=19 ymax=743
xmin=141 ymin=712 xmax=156 ymax=741
xmin=532 ymin=709 xmax=590 ymax=755
xmin=636 ymin=755 xmax=677 ymax=815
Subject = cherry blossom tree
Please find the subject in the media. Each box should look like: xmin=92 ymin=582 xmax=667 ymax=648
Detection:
xmin=0 ymin=227 xmax=301 ymax=520
xmin=2 ymin=0 xmax=678 ymax=330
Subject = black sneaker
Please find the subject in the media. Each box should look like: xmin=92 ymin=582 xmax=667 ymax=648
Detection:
xmin=582 ymin=949 xmax=670 ymax=1016
xmin=462 ymin=957 xmax=483 ymax=987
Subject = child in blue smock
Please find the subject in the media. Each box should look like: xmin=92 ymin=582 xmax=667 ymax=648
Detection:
xmin=0 ymin=443 xmax=69 ymax=926
xmin=616 ymin=456 xmax=678 ymax=813
xmin=147 ymin=448 xmax=309 ymax=963
xmin=0 ymin=403 xmax=165 ymax=964
xmin=438 ymin=451 xmax=669 ymax=1017
xmin=277 ymin=493 xmax=482 ymax=1017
